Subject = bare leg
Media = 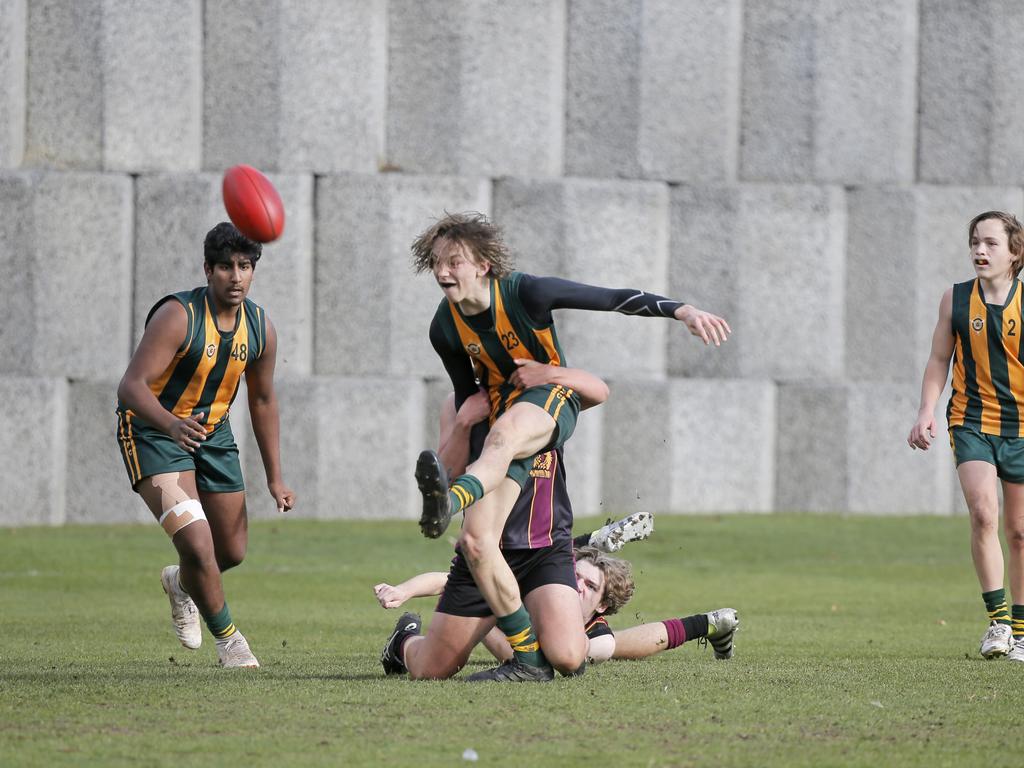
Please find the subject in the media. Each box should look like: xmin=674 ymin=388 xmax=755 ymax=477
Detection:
xmin=524 ymin=583 xmax=587 ymax=674
xmin=136 ymin=472 xmax=223 ymax=616
xmin=958 ymin=461 xmax=1003 ymax=592
xmin=463 ymin=402 xmax=557 ymax=495
xmin=200 ymin=489 xmax=248 ymax=572
xmin=404 ymin=613 xmax=495 ymax=680
xmin=1002 ymin=479 xmax=1024 ymax=605
xmin=459 ymin=479 xmax=523 ymax=617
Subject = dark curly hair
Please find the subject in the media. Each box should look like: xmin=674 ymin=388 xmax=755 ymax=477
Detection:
xmin=410 ymin=211 xmax=515 ymax=279
xmin=204 ymin=222 xmax=262 ymax=267
xmin=575 ymin=546 xmax=635 ymax=616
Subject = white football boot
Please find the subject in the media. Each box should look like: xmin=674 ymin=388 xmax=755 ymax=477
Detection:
xmin=1008 ymin=637 xmax=1024 ymax=663
xmin=979 ymin=622 xmax=1013 ymax=659
xmin=705 ymin=608 xmax=740 ymax=660
xmin=588 ymin=512 xmax=654 ymax=553
xmin=160 ymin=565 xmax=202 ymax=650
xmin=216 ymin=632 xmax=260 ymax=668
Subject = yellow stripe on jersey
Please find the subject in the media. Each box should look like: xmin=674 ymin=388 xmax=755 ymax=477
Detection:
xmin=493 ymin=286 xmax=533 ymax=363
xmin=150 ymin=302 xmax=195 ymax=396
xmin=171 ymin=299 xmax=221 ymax=423
xmin=532 ymin=326 xmax=560 ymax=365
xmin=968 ymin=285 xmax=1000 ymax=433
xmin=949 ymin=334 xmax=968 ymax=428
xmin=448 ymin=302 xmax=504 ymax=413
xmin=206 ymin=312 xmax=249 ymax=428
xmin=1002 ymin=294 xmax=1024 ymax=437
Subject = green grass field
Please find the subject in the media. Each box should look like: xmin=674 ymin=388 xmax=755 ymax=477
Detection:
xmin=2 ymin=513 xmax=1022 ymax=767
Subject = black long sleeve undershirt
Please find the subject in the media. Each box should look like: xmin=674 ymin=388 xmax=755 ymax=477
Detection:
xmin=517 ymin=273 xmax=685 ymax=325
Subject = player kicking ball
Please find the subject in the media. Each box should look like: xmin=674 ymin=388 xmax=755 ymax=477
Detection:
xmin=411 ymin=211 xmax=730 ymax=680
xmin=116 ymin=222 xmax=295 ymax=668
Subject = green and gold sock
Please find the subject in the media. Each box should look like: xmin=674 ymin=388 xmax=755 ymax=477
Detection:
xmin=496 ymin=605 xmax=547 ymax=668
xmin=203 ymin=602 xmax=237 ymax=640
xmin=448 ymin=474 xmax=484 ymax=514
xmin=1012 ymin=604 xmax=1024 ymax=641
xmin=982 ymin=588 xmax=1011 ymax=625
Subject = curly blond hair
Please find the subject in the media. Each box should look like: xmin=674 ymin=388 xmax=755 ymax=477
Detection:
xmin=575 ymin=546 xmax=635 ymax=616
xmin=410 ymin=211 xmax=515 ymax=278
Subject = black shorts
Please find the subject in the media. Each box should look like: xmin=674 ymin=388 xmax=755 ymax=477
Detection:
xmin=435 ymin=538 xmax=576 ymax=618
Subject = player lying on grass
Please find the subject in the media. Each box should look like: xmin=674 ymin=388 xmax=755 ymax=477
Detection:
xmin=410 ymin=212 xmax=731 ymax=679
xmin=375 ymin=544 xmax=738 ymax=666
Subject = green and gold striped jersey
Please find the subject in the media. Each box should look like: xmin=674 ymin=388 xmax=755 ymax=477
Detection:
xmin=948 ymin=278 xmax=1024 ymax=436
xmin=120 ymin=286 xmax=267 ymax=434
xmin=430 ymin=272 xmax=567 ymax=422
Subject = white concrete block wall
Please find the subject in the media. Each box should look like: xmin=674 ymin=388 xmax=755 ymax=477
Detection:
xmin=314 ymin=173 xmax=491 ymax=377
xmin=846 ymin=186 xmax=1024 ymax=382
xmin=204 ymin=0 xmax=386 ymax=174
xmin=494 ymin=177 xmax=670 ymax=380
xmin=601 ymin=379 xmax=776 ymax=514
xmin=566 ymin=0 xmax=742 ymax=182
xmin=388 ymin=0 xmax=566 ymax=177
xmin=777 ymin=381 xmax=955 ymax=514
xmin=668 ymin=183 xmax=847 ymax=380
xmin=0 ymin=0 xmax=25 ymax=168
xmin=0 ymin=377 xmax=67 ymax=526
xmin=102 ymin=0 xmax=202 ymax=172
xmin=0 ymin=172 xmax=132 ymax=378
xmin=67 ymin=379 xmax=150 ymax=524
xmin=3 ymin=1 xmax=1016 ymax=523
xmin=919 ymin=0 xmax=1024 ymax=184
xmin=741 ymin=0 xmax=917 ymax=184
xmin=242 ymin=377 xmax=426 ymax=520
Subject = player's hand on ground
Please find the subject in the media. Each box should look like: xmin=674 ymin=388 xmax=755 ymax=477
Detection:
xmin=674 ymin=305 xmax=731 ymax=346
xmin=509 ymin=358 xmax=556 ymax=389
xmin=168 ymin=413 xmax=207 ymax=453
xmin=374 ymin=583 xmax=408 ymax=609
xmin=907 ymin=415 xmax=936 ymax=450
xmin=456 ymin=388 xmax=491 ymax=428
xmin=269 ymin=481 xmax=295 ymax=513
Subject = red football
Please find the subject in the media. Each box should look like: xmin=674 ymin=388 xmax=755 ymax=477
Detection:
xmin=222 ymin=164 xmax=285 ymax=243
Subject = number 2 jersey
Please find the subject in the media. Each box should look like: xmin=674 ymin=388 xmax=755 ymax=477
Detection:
xmin=947 ymin=278 xmax=1024 ymax=437
xmin=117 ymin=286 xmax=268 ymax=434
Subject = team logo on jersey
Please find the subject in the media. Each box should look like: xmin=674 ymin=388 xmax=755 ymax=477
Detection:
xmin=466 ymin=343 xmax=481 ymax=356
xmin=529 ymin=451 xmax=554 ymax=479
xmin=972 ymin=316 xmax=985 ymax=333
xmin=206 ymin=344 xmax=217 ymax=357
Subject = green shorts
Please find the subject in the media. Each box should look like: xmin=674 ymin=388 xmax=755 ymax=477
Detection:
xmin=949 ymin=425 xmax=1024 ymax=483
xmin=115 ymin=410 xmax=245 ymax=493
xmin=503 ymin=383 xmax=580 ymax=488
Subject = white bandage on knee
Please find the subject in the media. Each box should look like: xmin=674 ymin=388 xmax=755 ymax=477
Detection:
xmin=158 ymin=499 xmax=207 ymax=537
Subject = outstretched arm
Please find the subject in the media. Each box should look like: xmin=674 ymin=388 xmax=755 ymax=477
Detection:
xmin=517 ymin=274 xmax=731 ymax=346
xmin=373 ymin=572 xmax=449 ymax=608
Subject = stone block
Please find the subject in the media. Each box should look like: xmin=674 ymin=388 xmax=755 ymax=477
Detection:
xmin=668 ymin=183 xmax=846 ymax=380
xmin=494 ymin=177 xmax=670 ymax=380
xmin=204 ymin=0 xmax=386 ymax=173
xmin=387 ymin=0 xmax=565 ymax=177
xmin=67 ymin=379 xmax=150 ymax=524
xmin=846 ymin=186 xmax=1024 ymax=382
xmin=0 ymin=171 xmax=132 ymax=378
xmin=242 ymin=377 xmax=426 ymax=520
xmin=919 ymin=1 xmax=1024 ymax=184
xmin=0 ymin=0 xmax=25 ymax=167
xmin=102 ymin=0 xmax=201 ymax=171
xmin=0 ymin=377 xmax=66 ymax=526
xmin=776 ymin=382 xmax=955 ymax=514
xmin=601 ymin=379 xmax=775 ymax=514
xmin=566 ymin=0 xmax=741 ymax=182
xmin=25 ymin=0 xmax=201 ymax=171
xmin=314 ymin=173 xmax=491 ymax=377
xmin=740 ymin=0 xmax=917 ymax=184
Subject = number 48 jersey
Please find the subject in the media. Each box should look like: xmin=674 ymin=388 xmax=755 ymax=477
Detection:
xmin=120 ymin=286 xmax=267 ymax=434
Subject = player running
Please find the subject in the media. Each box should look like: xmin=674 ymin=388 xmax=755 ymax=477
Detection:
xmin=116 ymin=222 xmax=295 ymax=668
